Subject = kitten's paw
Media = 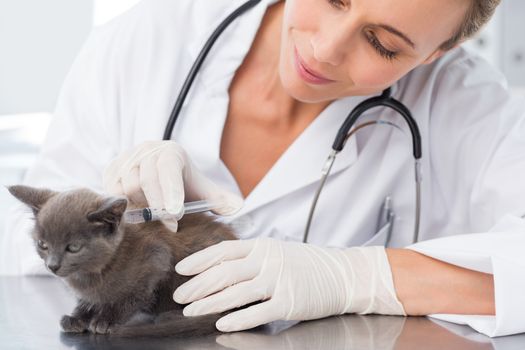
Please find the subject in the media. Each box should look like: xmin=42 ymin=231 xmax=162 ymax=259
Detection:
xmin=60 ymin=315 xmax=87 ymax=333
xmin=88 ymin=318 xmax=112 ymax=334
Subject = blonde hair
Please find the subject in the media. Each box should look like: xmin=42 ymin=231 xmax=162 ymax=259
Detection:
xmin=440 ymin=0 xmax=501 ymax=50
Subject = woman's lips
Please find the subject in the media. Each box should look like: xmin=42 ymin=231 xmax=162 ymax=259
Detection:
xmin=294 ymin=48 xmax=335 ymax=85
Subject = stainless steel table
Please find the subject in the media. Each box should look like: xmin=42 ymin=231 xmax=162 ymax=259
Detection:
xmin=1 ymin=276 xmax=523 ymax=349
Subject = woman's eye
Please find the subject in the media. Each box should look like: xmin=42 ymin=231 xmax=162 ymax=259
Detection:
xmin=66 ymin=244 xmax=82 ymax=253
xmin=366 ymin=32 xmax=398 ymax=61
xmin=327 ymin=0 xmax=347 ymax=9
xmin=37 ymin=240 xmax=48 ymax=250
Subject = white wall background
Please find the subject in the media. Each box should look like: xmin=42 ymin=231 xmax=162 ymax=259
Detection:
xmin=0 ymin=0 xmax=142 ymax=115
xmin=0 ymin=0 xmax=94 ymax=115
xmin=464 ymin=2 xmax=525 ymax=88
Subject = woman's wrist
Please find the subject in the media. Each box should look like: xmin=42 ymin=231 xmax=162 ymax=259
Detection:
xmin=339 ymin=246 xmax=406 ymax=315
xmin=385 ymin=248 xmax=495 ymax=316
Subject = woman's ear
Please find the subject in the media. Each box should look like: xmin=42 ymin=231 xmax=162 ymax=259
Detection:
xmin=87 ymin=197 xmax=128 ymax=232
xmin=7 ymin=185 xmax=57 ymax=216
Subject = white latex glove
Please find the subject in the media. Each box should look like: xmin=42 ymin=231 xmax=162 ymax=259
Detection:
xmin=173 ymin=238 xmax=406 ymax=332
xmin=103 ymin=141 xmax=243 ymax=231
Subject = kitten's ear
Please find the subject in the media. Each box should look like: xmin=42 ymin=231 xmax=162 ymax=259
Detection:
xmin=7 ymin=185 xmax=57 ymax=216
xmin=87 ymin=197 xmax=128 ymax=231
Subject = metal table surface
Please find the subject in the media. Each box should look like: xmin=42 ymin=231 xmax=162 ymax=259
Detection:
xmin=1 ymin=276 xmax=523 ymax=350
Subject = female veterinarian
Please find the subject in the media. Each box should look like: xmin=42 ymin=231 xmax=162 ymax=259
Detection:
xmin=3 ymin=0 xmax=525 ymax=337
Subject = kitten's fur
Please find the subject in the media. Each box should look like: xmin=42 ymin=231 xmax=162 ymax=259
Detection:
xmin=8 ymin=185 xmax=237 ymax=337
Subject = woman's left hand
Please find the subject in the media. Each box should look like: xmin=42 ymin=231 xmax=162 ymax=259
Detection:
xmin=173 ymin=238 xmax=405 ymax=332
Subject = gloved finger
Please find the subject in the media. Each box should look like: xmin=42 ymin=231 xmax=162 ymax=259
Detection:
xmin=209 ymin=189 xmax=244 ymax=216
xmin=215 ymin=300 xmax=279 ymax=332
xmin=182 ymin=279 xmax=270 ymax=316
xmin=121 ymin=166 xmax=148 ymax=206
xmin=173 ymin=258 xmax=257 ymax=304
xmin=139 ymin=153 xmax=164 ymax=209
xmin=175 ymin=240 xmax=255 ymax=275
xmin=115 ymin=181 xmax=125 ymax=197
xmin=161 ymin=218 xmax=179 ymax=232
xmin=157 ymin=148 xmax=185 ymax=217
xmin=103 ymin=147 xmax=138 ymax=190
xmin=104 ymin=176 xmax=125 ymax=197
xmin=187 ymin=171 xmax=244 ymax=216
xmin=103 ymin=160 xmax=126 ymax=195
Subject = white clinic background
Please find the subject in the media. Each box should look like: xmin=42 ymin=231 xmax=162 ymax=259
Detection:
xmin=0 ymin=0 xmax=524 ymax=239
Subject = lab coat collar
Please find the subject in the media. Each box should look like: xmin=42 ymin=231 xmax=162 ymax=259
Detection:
xmin=236 ymin=95 xmax=371 ymax=217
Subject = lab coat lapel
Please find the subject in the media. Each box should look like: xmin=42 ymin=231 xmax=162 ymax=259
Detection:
xmin=237 ymin=96 xmax=373 ymax=216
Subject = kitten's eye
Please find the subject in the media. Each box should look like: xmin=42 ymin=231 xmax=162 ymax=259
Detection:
xmin=37 ymin=240 xmax=48 ymax=250
xmin=66 ymin=243 xmax=82 ymax=253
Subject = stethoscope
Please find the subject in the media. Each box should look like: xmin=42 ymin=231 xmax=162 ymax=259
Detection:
xmin=163 ymin=0 xmax=423 ymax=245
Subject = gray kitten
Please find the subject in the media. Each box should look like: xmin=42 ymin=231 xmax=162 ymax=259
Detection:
xmin=8 ymin=185 xmax=238 ymax=337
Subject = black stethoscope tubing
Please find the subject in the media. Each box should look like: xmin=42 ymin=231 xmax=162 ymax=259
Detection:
xmin=333 ymin=88 xmax=421 ymax=159
xmin=163 ymin=0 xmax=263 ymax=140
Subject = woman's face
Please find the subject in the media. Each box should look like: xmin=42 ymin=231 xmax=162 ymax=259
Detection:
xmin=279 ymin=0 xmax=470 ymax=102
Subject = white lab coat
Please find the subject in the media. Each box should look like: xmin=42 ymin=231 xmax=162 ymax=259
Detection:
xmin=2 ymin=0 xmax=525 ymax=338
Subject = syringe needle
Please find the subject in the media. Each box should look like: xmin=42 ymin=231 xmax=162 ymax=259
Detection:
xmin=123 ymin=200 xmax=222 ymax=224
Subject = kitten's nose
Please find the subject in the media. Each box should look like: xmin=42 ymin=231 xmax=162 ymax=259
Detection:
xmin=47 ymin=263 xmax=60 ymax=273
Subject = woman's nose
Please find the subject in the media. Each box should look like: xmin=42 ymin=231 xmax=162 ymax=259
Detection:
xmin=312 ymin=41 xmax=343 ymax=66
xmin=311 ymin=28 xmax=350 ymax=66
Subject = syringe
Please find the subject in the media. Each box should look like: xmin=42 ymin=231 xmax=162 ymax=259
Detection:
xmin=123 ymin=200 xmax=222 ymax=224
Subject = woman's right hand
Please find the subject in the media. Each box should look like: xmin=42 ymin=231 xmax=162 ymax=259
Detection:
xmin=103 ymin=141 xmax=243 ymax=231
